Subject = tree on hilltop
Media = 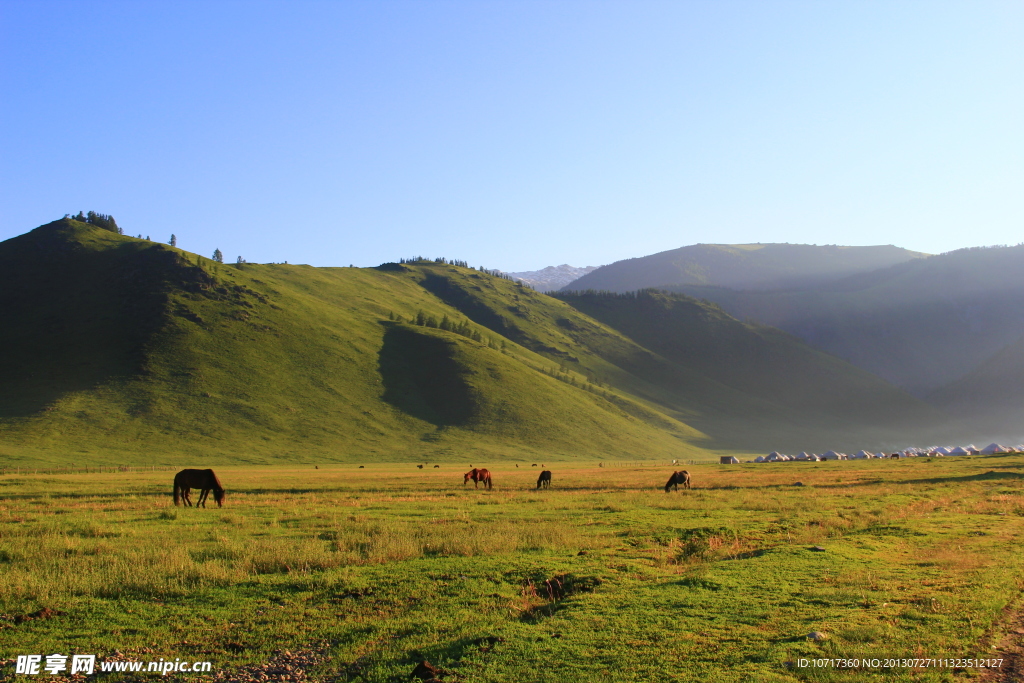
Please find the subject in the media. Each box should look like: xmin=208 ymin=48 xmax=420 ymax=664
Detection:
xmin=213 ymin=249 xmax=223 ymax=263
xmin=72 ymin=211 xmax=122 ymax=234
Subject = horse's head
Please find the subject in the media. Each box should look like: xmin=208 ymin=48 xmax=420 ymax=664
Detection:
xmin=214 ymin=489 xmax=225 ymax=507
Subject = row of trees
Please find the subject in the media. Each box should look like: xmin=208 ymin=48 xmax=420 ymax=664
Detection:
xmin=390 ymin=310 xmax=505 ymax=350
xmin=398 ymin=256 xmax=470 ymax=268
xmin=69 ymin=211 xmax=121 ymax=234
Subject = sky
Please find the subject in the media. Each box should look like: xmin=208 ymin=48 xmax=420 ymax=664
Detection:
xmin=1 ymin=1 xmax=1021 ymax=271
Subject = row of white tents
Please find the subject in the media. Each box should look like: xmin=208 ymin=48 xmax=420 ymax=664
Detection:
xmin=751 ymin=443 xmax=1022 ymax=463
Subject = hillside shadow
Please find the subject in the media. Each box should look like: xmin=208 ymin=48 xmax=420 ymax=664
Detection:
xmin=378 ymin=323 xmax=475 ymax=427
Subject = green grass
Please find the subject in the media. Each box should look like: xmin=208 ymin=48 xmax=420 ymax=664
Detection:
xmin=3 ymin=454 xmax=1024 ymax=681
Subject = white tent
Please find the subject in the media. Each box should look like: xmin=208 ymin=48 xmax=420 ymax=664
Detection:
xmin=981 ymin=443 xmax=1010 ymax=455
xmin=821 ymin=450 xmax=843 ymax=461
xmin=874 ymin=453 xmax=886 ymax=459
xmin=852 ymin=450 xmax=873 ymax=459
xmin=755 ymin=456 xmax=766 ymax=463
xmin=931 ymin=447 xmax=951 ymax=456
xmin=948 ymin=446 xmax=970 ymax=456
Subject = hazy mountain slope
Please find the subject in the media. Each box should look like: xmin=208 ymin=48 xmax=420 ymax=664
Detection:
xmin=503 ymin=265 xmax=597 ymax=292
xmin=0 ymin=220 xmax=704 ymax=465
xmin=563 ymin=243 xmax=928 ymax=293
xmin=555 ymin=289 xmax=945 ymax=436
xmin=929 ymin=334 xmax=1024 ymax=440
xmin=399 ymin=264 xmax=949 ymax=450
xmin=666 ymin=245 xmax=1024 ymax=397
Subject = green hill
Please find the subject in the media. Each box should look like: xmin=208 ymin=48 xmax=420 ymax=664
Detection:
xmin=0 ymin=219 xmax=706 ymax=465
xmin=563 ymin=243 xmax=928 ymax=293
xmin=0 ymin=219 xmax=950 ymax=465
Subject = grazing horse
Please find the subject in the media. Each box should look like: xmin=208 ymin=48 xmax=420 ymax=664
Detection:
xmin=536 ymin=470 xmax=552 ymax=489
xmin=463 ymin=468 xmax=492 ymax=490
xmin=173 ymin=469 xmax=225 ymax=508
xmin=664 ymin=470 xmax=691 ymax=492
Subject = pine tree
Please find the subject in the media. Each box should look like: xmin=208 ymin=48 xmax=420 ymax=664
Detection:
xmin=213 ymin=249 xmax=223 ymax=263
xmin=169 ymin=234 xmax=177 ymax=247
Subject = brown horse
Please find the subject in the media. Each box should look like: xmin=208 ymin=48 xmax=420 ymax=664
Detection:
xmin=173 ymin=469 xmax=225 ymax=508
xmin=463 ymin=468 xmax=492 ymax=490
xmin=536 ymin=470 xmax=552 ymax=489
xmin=664 ymin=470 xmax=691 ymax=492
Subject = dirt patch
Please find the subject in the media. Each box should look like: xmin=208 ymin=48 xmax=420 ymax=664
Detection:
xmin=976 ymin=602 xmax=1024 ymax=682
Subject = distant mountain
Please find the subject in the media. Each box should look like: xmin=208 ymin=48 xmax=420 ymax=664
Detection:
xmin=0 ymin=219 xmax=950 ymax=464
xmin=663 ymin=245 xmax=1024 ymax=400
xmin=929 ymin=334 xmax=1024 ymax=440
xmin=562 ymin=243 xmax=929 ymax=293
xmin=504 ymin=264 xmax=598 ymax=292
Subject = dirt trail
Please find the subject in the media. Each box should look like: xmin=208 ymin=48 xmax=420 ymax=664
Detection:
xmin=977 ymin=604 xmax=1024 ymax=682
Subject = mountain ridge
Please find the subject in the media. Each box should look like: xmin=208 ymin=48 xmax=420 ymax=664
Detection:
xmin=562 ymin=242 xmax=930 ymax=293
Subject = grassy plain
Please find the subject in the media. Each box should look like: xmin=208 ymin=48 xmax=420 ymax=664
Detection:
xmin=3 ymin=455 xmax=1024 ymax=682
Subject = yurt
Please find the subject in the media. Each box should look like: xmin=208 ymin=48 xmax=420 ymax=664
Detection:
xmin=852 ymin=450 xmax=873 ymax=459
xmin=821 ymin=451 xmax=842 ymax=461
xmin=948 ymin=446 xmax=970 ymax=456
xmin=755 ymin=456 xmax=766 ymax=463
xmin=720 ymin=456 xmax=740 ymax=464
xmin=981 ymin=443 xmax=1009 ymax=455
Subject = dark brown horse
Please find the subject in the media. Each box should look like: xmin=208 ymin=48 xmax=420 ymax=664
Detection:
xmin=665 ymin=470 xmax=691 ymax=492
xmin=463 ymin=468 xmax=492 ymax=490
xmin=536 ymin=470 xmax=552 ymax=489
xmin=173 ymin=469 xmax=225 ymax=508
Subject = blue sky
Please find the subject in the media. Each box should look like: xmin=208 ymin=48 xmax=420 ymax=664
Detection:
xmin=1 ymin=1 xmax=1021 ymax=271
